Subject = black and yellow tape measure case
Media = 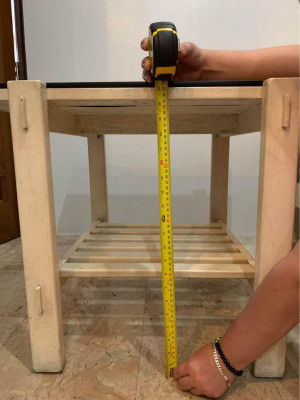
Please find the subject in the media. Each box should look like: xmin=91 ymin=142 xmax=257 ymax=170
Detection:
xmin=149 ymin=22 xmax=179 ymax=80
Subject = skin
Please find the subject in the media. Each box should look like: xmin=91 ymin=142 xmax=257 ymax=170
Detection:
xmin=173 ymin=242 xmax=299 ymax=398
xmin=140 ymin=38 xmax=299 ymax=82
xmin=140 ymin=38 xmax=300 ymax=398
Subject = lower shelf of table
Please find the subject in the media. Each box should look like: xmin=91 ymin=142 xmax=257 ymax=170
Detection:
xmin=59 ymin=221 xmax=255 ymax=279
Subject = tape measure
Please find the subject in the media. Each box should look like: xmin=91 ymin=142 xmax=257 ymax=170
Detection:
xmin=149 ymin=22 xmax=179 ymax=378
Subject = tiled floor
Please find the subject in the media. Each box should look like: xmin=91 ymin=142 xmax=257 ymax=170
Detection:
xmin=0 ymin=236 xmax=298 ymax=399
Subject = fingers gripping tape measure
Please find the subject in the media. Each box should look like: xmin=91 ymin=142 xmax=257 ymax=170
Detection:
xmin=149 ymin=22 xmax=179 ymax=378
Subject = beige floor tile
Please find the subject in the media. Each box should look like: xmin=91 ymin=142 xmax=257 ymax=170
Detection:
xmin=0 ymin=317 xmax=143 ymax=400
xmin=61 ymin=277 xmax=147 ymax=318
xmin=0 ymin=271 xmax=27 ymax=317
xmin=0 ymin=317 xmax=25 ymax=349
xmin=145 ymin=278 xmax=252 ymax=320
xmin=0 ymin=319 xmax=41 ymax=400
xmin=0 ymin=238 xmax=23 ymax=270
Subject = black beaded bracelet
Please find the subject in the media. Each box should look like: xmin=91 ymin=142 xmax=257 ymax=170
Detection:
xmin=215 ymin=337 xmax=243 ymax=377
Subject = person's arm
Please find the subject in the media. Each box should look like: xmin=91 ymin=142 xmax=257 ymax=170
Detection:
xmin=217 ymin=240 xmax=299 ymax=371
xmin=173 ymin=241 xmax=299 ymax=398
xmin=140 ymin=39 xmax=300 ymax=82
xmin=201 ymin=46 xmax=299 ymax=80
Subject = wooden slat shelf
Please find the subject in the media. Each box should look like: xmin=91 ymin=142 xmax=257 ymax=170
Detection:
xmin=60 ymin=221 xmax=255 ymax=279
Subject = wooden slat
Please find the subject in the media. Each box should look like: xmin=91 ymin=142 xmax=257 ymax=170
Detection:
xmin=84 ymin=234 xmax=232 ymax=243
xmin=68 ymin=251 xmax=248 ymax=264
xmin=90 ymin=227 xmax=226 ymax=235
xmin=77 ymin=242 xmax=240 ymax=253
xmin=47 ymin=86 xmax=263 ymax=105
xmin=60 ymin=262 xmax=254 ymax=279
xmin=94 ymin=222 xmax=222 ymax=229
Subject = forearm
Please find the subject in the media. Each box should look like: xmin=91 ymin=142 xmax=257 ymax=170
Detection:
xmin=220 ymin=243 xmax=299 ymax=371
xmin=201 ymin=45 xmax=300 ymax=80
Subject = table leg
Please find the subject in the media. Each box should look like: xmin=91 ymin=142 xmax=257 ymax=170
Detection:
xmin=253 ymin=78 xmax=299 ymax=377
xmin=88 ymin=135 xmax=108 ymax=223
xmin=210 ymin=135 xmax=230 ymax=224
xmin=7 ymin=80 xmax=65 ymax=372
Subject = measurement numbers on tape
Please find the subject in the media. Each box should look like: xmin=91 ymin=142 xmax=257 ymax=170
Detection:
xmin=155 ymin=79 xmax=177 ymax=378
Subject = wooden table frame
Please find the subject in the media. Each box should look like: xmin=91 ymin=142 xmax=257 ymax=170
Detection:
xmin=0 ymin=78 xmax=298 ymax=377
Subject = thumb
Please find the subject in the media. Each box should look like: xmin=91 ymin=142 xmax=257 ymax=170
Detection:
xmin=179 ymin=42 xmax=197 ymax=59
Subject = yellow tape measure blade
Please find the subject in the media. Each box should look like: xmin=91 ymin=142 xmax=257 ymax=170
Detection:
xmin=155 ymin=80 xmax=177 ymax=378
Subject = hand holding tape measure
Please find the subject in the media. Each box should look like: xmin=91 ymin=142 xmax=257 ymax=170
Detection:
xmin=148 ymin=22 xmax=179 ymax=378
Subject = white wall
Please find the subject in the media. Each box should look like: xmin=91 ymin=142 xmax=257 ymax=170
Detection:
xmin=23 ymin=0 xmax=299 ymax=235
